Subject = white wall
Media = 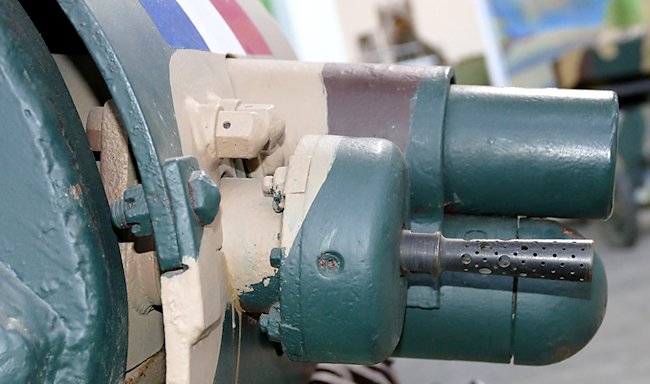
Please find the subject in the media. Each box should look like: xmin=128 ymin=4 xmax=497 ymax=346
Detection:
xmin=271 ymin=0 xmax=487 ymax=65
xmin=271 ymin=0 xmax=349 ymax=62
xmin=410 ymin=0 xmax=486 ymax=64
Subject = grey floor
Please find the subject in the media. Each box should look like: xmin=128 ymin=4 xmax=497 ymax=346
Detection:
xmin=394 ymin=214 xmax=650 ymax=384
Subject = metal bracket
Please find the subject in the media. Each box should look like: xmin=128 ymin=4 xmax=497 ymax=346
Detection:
xmin=160 ymin=156 xmax=220 ymax=271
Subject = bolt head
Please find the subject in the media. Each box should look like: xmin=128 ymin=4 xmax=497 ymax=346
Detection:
xmin=269 ymin=247 xmax=284 ymax=268
xmin=188 ymin=170 xmax=220 ymax=225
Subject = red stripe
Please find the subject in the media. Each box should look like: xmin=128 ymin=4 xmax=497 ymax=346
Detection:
xmin=209 ymin=0 xmax=272 ymax=55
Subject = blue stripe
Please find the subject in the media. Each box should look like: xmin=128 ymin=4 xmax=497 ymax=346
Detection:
xmin=139 ymin=0 xmax=209 ymax=50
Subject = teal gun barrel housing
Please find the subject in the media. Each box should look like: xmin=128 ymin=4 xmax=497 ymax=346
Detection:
xmin=254 ymin=76 xmax=617 ymax=366
xmin=443 ymin=85 xmax=618 ymax=219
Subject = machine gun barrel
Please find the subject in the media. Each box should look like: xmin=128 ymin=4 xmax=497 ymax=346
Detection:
xmin=400 ymin=231 xmax=593 ymax=282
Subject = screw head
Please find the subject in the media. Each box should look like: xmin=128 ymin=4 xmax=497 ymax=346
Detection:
xmin=188 ymin=170 xmax=220 ymax=225
xmin=317 ymin=252 xmax=343 ymax=275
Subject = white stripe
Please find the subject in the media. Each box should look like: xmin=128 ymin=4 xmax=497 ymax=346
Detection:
xmin=176 ymin=0 xmax=246 ymax=55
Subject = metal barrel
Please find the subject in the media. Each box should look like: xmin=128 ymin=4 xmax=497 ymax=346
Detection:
xmin=400 ymin=231 xmax=593 ymax=282
xmin=442 ymin=85 xmax=618 ymax=219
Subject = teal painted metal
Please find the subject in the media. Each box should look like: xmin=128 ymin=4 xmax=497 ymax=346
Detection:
xmin=442 ymin=85 xmax=618 ymax=219
xmin=393 ymin=216 xmax=607 ymax=365
xmin=513 ymin=219 xmax=607 ymax=364
xmin=240 ymin=275 xmax=280 ymax=313
xmin=393 ymin=216 xmax=518 ymax=363
xmin=0 ymin=0 xmax=127 ymax=381
xmin=276 ymin=138 xmax=409 ymax=364
xmin=325 ymin=65 xmax=618 ymax=223
xmin=56 ymin=0 xmax=185 ymax=271
xmin=110 ymin=185 xmax=153 ymax=237
xmin=163 ymin=156 xmax=219 ymax=268
xmin=406 ymin=67 xmax=453 ymax=232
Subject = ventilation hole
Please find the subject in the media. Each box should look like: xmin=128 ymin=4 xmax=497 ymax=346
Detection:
xmin=512 ymin=267 xmax=518 ymax=271
xmin=521 ymin=260 xmax=526 ymax=264
xmin=580 ymin=264 xmax=584 ymax=268
xmin=532 ymin=268 xmax=537 ymax=272
xmin=483 ymin=257 xmax=488 ymax=263
xmin=461 ymin=254 xmax=472 ymax=265
xmin=580 ymin=278 xmax=585 ymax=282
xmin=494 ymin=251 xmax=499 ymax=255
xmin=552 ymin=254 xmax=557 ymax=257
xmin=521 ymin=245 xmax=528 ymax=251
xmin=464 ymin=244 xmax=469 ymax=248
xmin=562 ymin=247 xmax=566 ymax=251
xmin=475 ymin=251 xmax=480 ymax=255
xmin=463 ymin=268 xmax=468 ymax=272
xmin=541 ymin=262 xmax=546 ymax=266
xmin=479 ymin=268 xmax=492 ymax=275
xmin=513 ymin=252 xmax=518 ymax=256
xmin=474 ymin=264 xmax=480 ymax=268
xmin=559 ymin=276 xmax=565 ymax=280
xmin=498 ymin=255 xmax=511 ymax=268
xmin=542 ymin=246 xmax=546 ymax=250
xmin=533 ymin=253 xmax=537 ymax=256
xmin=551 ymin=269 xmax=556 ymax=274
xmin=560 ymin=263 xmax=565 ymax=267
xmin=571 ymin=254 xmax=576 ymax=258
xmin=541 ymin=275 xmax=546 ymax=278
xmin=570 ymin=271 xmax=575 ymax=275
xmin=581 ymin=248 xmax=585 ymax=251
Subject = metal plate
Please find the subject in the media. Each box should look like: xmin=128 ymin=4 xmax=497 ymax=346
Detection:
xmin=0 ymin=1 xmax=127 ymax=382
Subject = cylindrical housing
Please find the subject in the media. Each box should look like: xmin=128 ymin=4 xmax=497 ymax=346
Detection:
xmin=443 ymin=85 xmax=618 ymax=218
xmin=393 ymin=216 xmax=607 ymax=365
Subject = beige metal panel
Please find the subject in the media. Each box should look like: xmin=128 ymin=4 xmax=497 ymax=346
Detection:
xmin=226 ymin=59 xmax=329 ymax=157
xmin=160 ymin=249 xmax=227 ymax=384
xmin=220 ymin=178 xmax=281 ymax=297
xmin=167 ymin=50 xmax=234 ymax=384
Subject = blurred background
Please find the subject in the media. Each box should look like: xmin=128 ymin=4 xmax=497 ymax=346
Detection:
xmin=259 ymin=1 xmax=650 ymax=383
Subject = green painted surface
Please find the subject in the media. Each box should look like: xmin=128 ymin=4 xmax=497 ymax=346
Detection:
xmin=240 ymin=276 xmax=280 ymax=313
xmin=442 ymin=85 xmax=618 ymax=219
xmin=406 ymin=67 xmax=453 ymax=232
xmin=57 ymin=0 xmax=185 ymax=271
xmin=162 ymin=156 xmax=215 ymax=268
xmin=513 ymin=219 xmax=607 ymax=365
xmin=279 ymin=138 xmax=409 ymax=363
xmin=405 ymin=69 xmax=617 ymax=226
xmin=0 ymin=0 xmax=127 ymax=381
xmin=394 ymin=216 xmax=517 ymax=363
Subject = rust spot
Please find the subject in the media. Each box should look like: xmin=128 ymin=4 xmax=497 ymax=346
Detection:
xmin=562 ymin=227 xmax=580 ymax=238
xmin=553 ymin=345 xmax=575 ymax=362
xmin=70 ymin=184 xmax=82 ymax=200
xmin=123 ymin=349 xmax=165 ymax=383
xmin=413 ymin=206 xmax=429 ymax=214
